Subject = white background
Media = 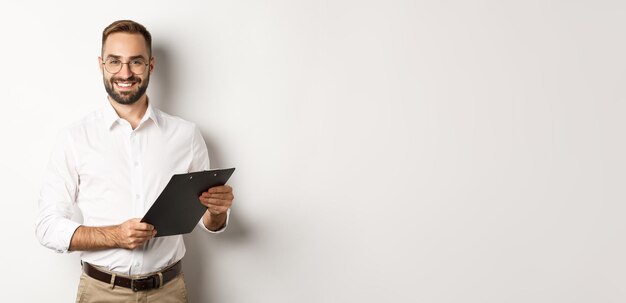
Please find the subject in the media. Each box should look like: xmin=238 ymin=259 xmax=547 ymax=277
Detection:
xmin=1 ymin=0 xmax=625 ymax=302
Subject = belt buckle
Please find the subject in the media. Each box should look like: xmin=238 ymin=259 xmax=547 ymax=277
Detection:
xmin=131 ymin=275 xmax=157 ymax=292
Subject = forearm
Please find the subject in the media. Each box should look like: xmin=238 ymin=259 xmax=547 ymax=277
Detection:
xmin=202 ymin=211 xmax=227 ymax=232
xmin=69 ymin=225 xmax=121 ymax=251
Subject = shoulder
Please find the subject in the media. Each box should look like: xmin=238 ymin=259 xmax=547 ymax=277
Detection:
xmin=47 ymin=108 xmax=107 ymax=154
xmin=59 ymin=108 xmax=106 ymax=139
xmin=153 ymin=108 xmax=199 ymax=133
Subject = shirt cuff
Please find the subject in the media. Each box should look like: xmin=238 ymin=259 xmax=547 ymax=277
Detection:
xmin=57 ymin=220 xmax=82 ymax=253
xmin=198 ymin=208 xmax=230 ymax=234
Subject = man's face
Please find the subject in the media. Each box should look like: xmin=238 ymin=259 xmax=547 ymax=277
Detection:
xmin=99 ymin=33 xmax=154 ymax=105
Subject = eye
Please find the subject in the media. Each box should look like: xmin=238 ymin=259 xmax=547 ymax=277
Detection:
xmin=130 ymin=60 xmax=145 ymax=66
xmin=107 ymin=59 xmax=121 ymax=65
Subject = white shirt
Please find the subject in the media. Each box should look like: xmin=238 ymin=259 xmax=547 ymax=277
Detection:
xmin=36 ymin=100 xmax=227 ymax=275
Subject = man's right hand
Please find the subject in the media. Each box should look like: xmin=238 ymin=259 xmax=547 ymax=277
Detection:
xmin=69 ymin=219 xmax=156 ymax=251
xmin=116 ymin=219 xmax=157 ymax=249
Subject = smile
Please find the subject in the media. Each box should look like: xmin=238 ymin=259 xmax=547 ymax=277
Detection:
xmin=114 ymin=81 xmax=138 ymax=89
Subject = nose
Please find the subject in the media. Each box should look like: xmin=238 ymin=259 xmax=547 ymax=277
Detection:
xmin=116 ymin=62 xmax=133 ymax=78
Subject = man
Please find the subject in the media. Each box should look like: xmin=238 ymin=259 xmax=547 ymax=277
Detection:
xmin=35 ymin=20 xmax=234 ymax=302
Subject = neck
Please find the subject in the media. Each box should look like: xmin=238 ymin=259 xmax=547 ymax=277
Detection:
xmin=108 ymin=95 xmax=149 ymax=130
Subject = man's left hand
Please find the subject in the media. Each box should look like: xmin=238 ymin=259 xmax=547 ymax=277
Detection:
xmin=199 ymin=185 xmax=234 ymax=216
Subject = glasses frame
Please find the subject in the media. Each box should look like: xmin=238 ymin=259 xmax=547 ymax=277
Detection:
xmin=102 ymin=58 xmax=150 ymax=75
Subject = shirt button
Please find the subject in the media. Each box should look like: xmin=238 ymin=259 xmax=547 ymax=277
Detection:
xmin=134 ymin=161 xmax=139 ymax=167
xmin=136 ymin=194 xmax=140 ymax=200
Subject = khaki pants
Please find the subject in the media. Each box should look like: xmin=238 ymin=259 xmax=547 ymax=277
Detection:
xmin=75 ymin=272 xmax=188 ymax=303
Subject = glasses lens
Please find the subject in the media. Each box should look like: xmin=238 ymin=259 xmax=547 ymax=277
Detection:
xmin=104 ymin=58 xmax=122 ymax=73
xmin=129 ymin=59 xmax=147 ymax=74
xmin=103 ymin=59 xmax=147 ymax=74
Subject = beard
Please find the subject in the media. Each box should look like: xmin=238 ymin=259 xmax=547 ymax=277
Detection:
xmin=104 ymin=75 xmax=150 ymax=105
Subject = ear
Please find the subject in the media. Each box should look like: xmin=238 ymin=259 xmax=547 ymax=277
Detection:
xmin=149 ymin=56 xmax=155 ymax=74
xmin=98 ymin=56 xmax=103 ymax=73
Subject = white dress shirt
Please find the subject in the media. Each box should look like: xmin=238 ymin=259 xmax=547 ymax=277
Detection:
xmin=36 ymin=100 xmax=227 ymax=275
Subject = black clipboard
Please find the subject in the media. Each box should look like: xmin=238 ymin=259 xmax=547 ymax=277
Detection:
xmin=141 ymin=167 xmax=235 ymax=237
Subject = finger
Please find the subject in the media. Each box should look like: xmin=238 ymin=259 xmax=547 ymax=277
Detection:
xmin=131 ymin=222 xmax=155 ymax=231
xmin=129 ymin=229 xmax=156 ymax=239
xmin=128 ymin=235 xmax=153 ymax=248
xmin=203 ymin=193 xmax=234 ymax=201
xmin=208 ymin=185 xmax=232 ymax=194
xmin=199 ymin=198 xmax=233 ymax=214
xmin=205 ymin=198 xmax=233 ymax=207
xmin=200 ymin=195 xmax=230 ymax=203
xmin=199 ymin=196 xmax=211 ymax=207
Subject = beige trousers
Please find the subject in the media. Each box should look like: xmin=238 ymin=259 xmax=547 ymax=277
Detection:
xmin=75 ymin=272 xmax=188 ymax=303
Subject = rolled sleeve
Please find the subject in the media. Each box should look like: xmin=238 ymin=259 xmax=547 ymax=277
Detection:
xmin=196 ymin=208 xmax=230 ymax=234
xmin=35 ymin=130 xmax=81 ymax=253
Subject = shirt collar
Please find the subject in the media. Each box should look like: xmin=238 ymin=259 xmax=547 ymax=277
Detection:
xmin=103 ymin=98 xmax=161 ymax=130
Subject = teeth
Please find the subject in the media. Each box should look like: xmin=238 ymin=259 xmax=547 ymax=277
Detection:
xmin=116 ymin=82 xmax=133 ymax=87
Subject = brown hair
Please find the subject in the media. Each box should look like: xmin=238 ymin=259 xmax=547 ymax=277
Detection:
xmin=102 ymin=20 xmax=152 ymax=56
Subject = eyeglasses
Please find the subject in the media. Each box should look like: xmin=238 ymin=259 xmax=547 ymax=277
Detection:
xmin=102 ymin=58 xmax=149 ymax=74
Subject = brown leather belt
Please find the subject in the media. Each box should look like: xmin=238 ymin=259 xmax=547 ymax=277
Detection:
xmin=82 ymin=260 xmax=182 ymax=292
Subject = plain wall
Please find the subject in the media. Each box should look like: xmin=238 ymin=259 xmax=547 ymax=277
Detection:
xmin=2 ymin=0 xmax=625 ymax=302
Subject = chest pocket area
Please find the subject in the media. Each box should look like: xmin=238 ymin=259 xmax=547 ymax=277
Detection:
xmin=75 ymin=145 xmax=126 ymax=200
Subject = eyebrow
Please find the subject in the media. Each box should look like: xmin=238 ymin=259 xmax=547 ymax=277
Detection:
xmin=105 ymin=55 xmax=148 ymax=61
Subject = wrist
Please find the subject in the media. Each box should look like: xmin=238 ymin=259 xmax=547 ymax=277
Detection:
xmin=110 ymin=224 xmax=123 ymax=248
xmin=203 ymin=210 xmax=228 ymax=231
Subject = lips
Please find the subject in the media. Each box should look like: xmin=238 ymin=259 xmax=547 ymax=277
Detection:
xmin=112 ymin=77 xmax=141 ymax=91
xmin=115 ymin=80 xmax=136 ymax=89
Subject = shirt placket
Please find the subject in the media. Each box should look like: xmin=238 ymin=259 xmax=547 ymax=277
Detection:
xmin=128 ymin=127 xmax=145 ymax=275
